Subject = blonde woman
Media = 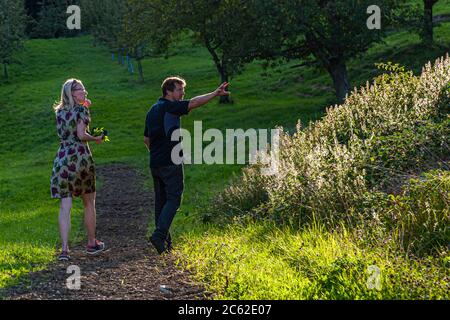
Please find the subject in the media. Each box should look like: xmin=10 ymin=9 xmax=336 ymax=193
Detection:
xmin=50 ymin=79 xmax=105 ymax=261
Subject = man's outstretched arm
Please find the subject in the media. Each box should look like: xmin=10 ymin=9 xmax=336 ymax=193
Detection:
xmin=188 ymin=82 xmax=230 ymax=111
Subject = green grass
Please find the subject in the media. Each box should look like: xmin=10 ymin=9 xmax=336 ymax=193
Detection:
xmin=177 ymin=221 xmax=449 ymax=299
xmin=0 ymin=9 xmax=449 ymax=297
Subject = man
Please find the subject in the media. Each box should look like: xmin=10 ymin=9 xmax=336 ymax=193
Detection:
xmin=144 ymin=76 xmax=230 ymax=254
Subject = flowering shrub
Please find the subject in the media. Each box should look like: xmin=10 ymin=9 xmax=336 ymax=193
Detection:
xmin=213 ymin=54 xmax=450 ymax=255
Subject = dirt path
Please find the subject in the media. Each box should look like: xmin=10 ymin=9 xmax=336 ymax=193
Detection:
xmin=2 ymin=164 xmax=209 ymax=300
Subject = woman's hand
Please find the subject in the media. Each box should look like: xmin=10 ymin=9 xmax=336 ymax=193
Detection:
xmin=83 ymin=99 xmax=92 ymax=108
xmin=94 ymin=135 xmax=104 ymax=144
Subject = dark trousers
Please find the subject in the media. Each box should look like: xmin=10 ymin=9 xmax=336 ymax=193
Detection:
xmin=151 ymin=165 xmax=184 ymax=243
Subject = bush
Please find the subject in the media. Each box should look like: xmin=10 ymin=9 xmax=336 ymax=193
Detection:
xmin=211 ymin=166 xmax=271 ymax=221
xmin=385 ymin=170 xmax=450 ymax=256
xmin=367 ymin=116 xmax=450 ymax=191
xmin=214 ymin=55 xmax=450 ymax=253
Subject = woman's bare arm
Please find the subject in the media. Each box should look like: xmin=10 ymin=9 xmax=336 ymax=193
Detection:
xmin=77 ymin=120 xmax=103 ymax=142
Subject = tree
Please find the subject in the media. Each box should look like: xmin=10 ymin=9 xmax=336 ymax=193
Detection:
xmin=422 ymin=0 xmax=439 ymax=44
xmin=82 ymin=0 xmax=153 ymax=81
xmin=246 ymin=0 xmax=409 ymax=103
xmin=174 ymin=0 xmax=258 ymax=103
xmin=0 ymin=0 xmax=26 ymax=79
xmin=80 ymin=0 xmax=127 ymax=52
xmin=120 ymin=0 xmax=166 ymax=82
xmin=124 ymin=0 xmax=257 ymax=103
xmin=24 ymin=0 xmax=41 ymax=36
xmin=32 ymin=0 xmax=81 ymax=39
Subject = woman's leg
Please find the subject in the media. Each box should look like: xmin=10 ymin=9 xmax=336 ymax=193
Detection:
xmin=59 ymin=197 xmax=73 ymax=252
xmin=82 ymin=192 xmax=96 ymax=247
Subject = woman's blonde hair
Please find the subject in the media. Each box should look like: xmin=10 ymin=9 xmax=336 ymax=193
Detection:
xmin=53 ymin=78 xmax=84 ymax=111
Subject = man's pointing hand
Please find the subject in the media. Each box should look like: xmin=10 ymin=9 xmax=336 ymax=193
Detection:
xmin=214 ymin=82 xmax=230 ymax=97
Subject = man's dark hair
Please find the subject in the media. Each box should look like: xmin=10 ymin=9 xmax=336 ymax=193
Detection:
xmin=161 ymin=76 xmax=186 ymax=97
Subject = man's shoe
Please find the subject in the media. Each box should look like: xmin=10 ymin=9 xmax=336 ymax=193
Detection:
xmin=166 ymin=240 xmax=173 ymax=253
xmin=86 ymin=239 xmax=106 ymax=255
xmin=166 ymin=233 xmax=173 ymax=252
xmin=150 ymin=235 xmax=166 ymax=255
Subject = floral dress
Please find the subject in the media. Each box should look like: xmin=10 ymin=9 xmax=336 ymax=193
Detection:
xmin=50 ymin=104 xmax=96 ymax=198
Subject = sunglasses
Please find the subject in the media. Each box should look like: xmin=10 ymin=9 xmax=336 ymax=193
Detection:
xmin=72 ymin=87 xmax=87 ymax=93
xmin=71 ymin=81 xmax=87 ymax=92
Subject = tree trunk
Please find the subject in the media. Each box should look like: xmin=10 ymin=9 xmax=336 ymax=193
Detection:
xmin=3 ymin=63 xmax=8 ymax=79
xmin=219 ymin=70 xmax=230 ymax=104
xmin=118 ymin=49 xmax=124 ymax=65
xmin=326 ymin=57 xmax=350 ymax=104
xmin=204 ymin=39 xmax=231 ymax=104
xmin=423 ymin=0 xmax=436 ymax=44
xmin=137 ymin=59 xmax=144 ymax=82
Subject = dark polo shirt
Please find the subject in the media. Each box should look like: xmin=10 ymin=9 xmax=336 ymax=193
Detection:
xmin=144 ymin=98 xmax=190 ymax=168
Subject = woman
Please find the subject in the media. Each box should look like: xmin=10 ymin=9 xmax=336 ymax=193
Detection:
xmin=50 ymin=78 xmax=105 ymax=261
